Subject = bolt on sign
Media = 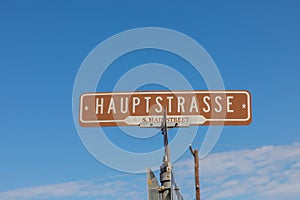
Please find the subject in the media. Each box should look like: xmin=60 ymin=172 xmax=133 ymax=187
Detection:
xmin=79 ymin=90 xmax=252 ymax=127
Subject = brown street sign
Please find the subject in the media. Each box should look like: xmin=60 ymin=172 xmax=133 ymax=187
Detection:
xmin=79 ymin=90 xmax=252 ymax=127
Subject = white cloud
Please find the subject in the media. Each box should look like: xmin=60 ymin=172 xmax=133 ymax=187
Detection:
xmin=1 ymin=143 xmax=300 ymax=200
xmin=0 ymin=178 xmax=143 ymax=200
xmin=174 ymin=143 xmax=300 ymax=200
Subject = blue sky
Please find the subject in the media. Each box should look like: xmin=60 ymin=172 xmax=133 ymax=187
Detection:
xmin=1 ymin=1 xmax=300 ymax=199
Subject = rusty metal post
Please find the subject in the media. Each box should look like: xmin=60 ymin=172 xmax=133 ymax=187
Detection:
xmin=189 ymin=145 xmax=200 ymax=200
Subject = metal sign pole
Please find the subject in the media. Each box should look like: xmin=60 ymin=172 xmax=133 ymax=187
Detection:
xmin=159 ymin=107 xmax=172 ymax=200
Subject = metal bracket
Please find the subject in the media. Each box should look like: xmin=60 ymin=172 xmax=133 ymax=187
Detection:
xmin=139 ymin=121 xmax=190 ymax=128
